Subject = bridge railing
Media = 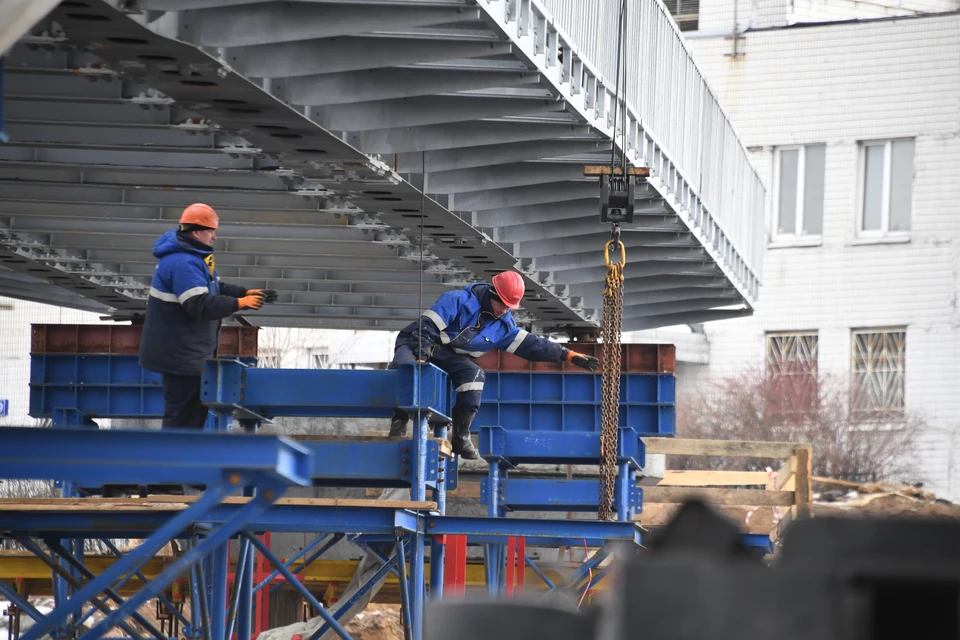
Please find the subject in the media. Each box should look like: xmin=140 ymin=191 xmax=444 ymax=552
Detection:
xmin=506 ymin=0 xmax=765 ymax=292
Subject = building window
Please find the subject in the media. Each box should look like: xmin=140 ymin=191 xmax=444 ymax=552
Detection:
xmin=665 ymin=0 xmax=699 ymax=31
xmin=851 ymin=329 xmax=905 ymax=418
xmin=766 ymin=332 xmax=819 ymax=413
xmin=860 ymin=139 xmax=914 ymax=234
xmin=775 ymin=145 xmax=825 ymax=239
xmin=309 ymin=349 xmax=330 ymax=369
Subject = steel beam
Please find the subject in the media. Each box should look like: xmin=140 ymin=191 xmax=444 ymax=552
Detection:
xmin=359 ymin=122 xmax=592 ymax=155
xmin=239 ymin=38 xmax=513 ymax=78
xmin=289 ymin=68 xmax=540 ymax=107
xmin=182 ymin=4 xmax=480 ymax=47
xmin=473 ymin=198 xmax=667 ymax=227
xmin=0 ymin=428 xmax=313 ymax=487
xmin=395 ymin=140 xmax=611 ymax=173
xmin=621 ymin=307 xmax=753 ymax=332
xmin=498 ymin=219 xmax=685 ymax=243
xmin=311 ymin=96 xmax=563 ymax=132
xmin=425 ymin=162 xmax=589 ymax=194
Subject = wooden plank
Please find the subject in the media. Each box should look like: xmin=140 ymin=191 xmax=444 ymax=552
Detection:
xmin=583 ymin=165 xmax=650 ymax=177
xmin=658 ymin=470 xmax=770 ymax=486
xmin=643 ymin=437 xmax=803 ymax=459
xmin=365 ymin=483 xmax=482 ymax=499
xmin=0 ymin=497 xmax=437 ymax=511
xmin=810 ymin=476 xmax=861 ymax=489
xmin=636 ymin=504 xmax=775 ymax=535
xmin=794 ymin=446 xmax=812 ymax=518
xmin=774 ymin=457 xmax=796 ymax=491
xmin=643 ymin=487 xmax=795 ymax=506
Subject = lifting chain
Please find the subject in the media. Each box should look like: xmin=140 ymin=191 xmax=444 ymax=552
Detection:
xmin=598 ymin=225 xmax=625 ymax=521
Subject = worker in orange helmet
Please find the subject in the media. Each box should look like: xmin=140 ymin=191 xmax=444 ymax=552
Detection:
xmin=139 ymin=203 xmax=278 ymax=429
xmin=389 ymin=271 xmax=599 ymax=459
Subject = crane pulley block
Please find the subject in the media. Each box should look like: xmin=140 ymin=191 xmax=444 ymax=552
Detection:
xmin=583 ymin=166 xmax=650 ymax=226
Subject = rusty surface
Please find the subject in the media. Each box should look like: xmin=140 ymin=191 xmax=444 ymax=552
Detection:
xmin=472 ymin=343 xmax=675 ymax=374
xmin=31 ymin=324 xmax=259 ymax=357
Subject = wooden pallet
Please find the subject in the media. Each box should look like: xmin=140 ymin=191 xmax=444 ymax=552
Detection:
xmin=641 ymin=437 xmax=813 ymax=539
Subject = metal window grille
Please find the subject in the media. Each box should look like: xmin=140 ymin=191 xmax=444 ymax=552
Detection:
xmin=766 ymin=332 xmax=819 ymax=414
xmin=668 ymin=0 xmax=699 ymax=31
xmin=852 ymin=329 xmax=906 ymax=417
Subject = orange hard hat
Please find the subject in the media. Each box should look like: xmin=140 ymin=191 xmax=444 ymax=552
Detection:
xmin=491 ymin=271 xmax=524 ymax=309
xmin=179 ymin=203 xmax=219 ymax=230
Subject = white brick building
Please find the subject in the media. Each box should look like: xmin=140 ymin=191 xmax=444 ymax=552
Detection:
xmin=682 ymin=7 xmax=960 ymax=498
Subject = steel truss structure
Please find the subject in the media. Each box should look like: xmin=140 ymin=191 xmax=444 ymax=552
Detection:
xmin=0 ymin=0 xmax=763 ymax=332
xmin=2 ymin=346 xmax=773 ymax=640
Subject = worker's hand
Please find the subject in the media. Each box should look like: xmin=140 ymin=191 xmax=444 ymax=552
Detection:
xmin=568 ymin=351 xmax=600 ymax=372
xmin=247 ymin=289 xmax=278 ymax=303
xmin=238 ymin=292 xmax=265 ymax=310
xmin=412 ymin=343 xmax=434 ymax=361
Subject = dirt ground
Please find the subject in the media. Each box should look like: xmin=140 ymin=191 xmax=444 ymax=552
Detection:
xmin=812 ymin=481 xmax=960 ymax=520
xmin=343 ymin=604 xmax=405 ymax=640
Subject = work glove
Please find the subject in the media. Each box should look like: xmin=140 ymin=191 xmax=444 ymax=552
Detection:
xmin=411 ymin=342 xmax=435 ymax=362
xmin=237 ymin=292 xmax=265 ymax=310
xmin=566 ymin=350 xmax=600 ymax=372
xmin=246 ymin=289 xmax=278 ymax=304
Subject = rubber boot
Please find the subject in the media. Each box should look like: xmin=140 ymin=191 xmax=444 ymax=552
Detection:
xmin=389 ymin=408 xmax=409 ymax=437
xmin=452 ymin=408 xmax=480 ymax=461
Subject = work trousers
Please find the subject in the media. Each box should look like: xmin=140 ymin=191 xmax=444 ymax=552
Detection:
xmin=161 ymin=373 xmax=209 ymax=429
xmin=389 ymin=344 xmax=485 ymax=420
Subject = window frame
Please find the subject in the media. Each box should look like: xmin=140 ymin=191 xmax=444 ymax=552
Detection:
xmin=765 ymin=331 xmax=820 ymax=416
xmin=850 ymin=327 xmax=907 ymax=419
xmin=772 ymin=144 xmax=825 ymax=242
xmin=856 ymin=139 xmax=914 ymax=238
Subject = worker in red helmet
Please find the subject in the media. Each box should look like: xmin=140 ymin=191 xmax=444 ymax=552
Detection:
xmin=139 ymin=203 xmax=278 ymax=429
xmin=389 ymin=271 xmax=599 ymax=459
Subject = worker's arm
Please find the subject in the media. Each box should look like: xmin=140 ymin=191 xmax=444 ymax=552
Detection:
xmin=498 ymin=329 xmax=600 ymax=371
xmin=170 ymin=258 xmax=243 ymax=320
xmin=218 ymin=282 xmax=248 ymax=298
xmin=410 ymin=290 xmax=465 ymax=359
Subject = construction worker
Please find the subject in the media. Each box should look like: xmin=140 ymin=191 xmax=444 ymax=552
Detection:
xmin=139 ymin=203 xmax=277 ymax=429
xmin=389 ymin=271 xmax=600 ymax=460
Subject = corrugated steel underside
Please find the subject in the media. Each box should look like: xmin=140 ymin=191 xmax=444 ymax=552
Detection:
xmin=0 ymin=0 xmax=762 ymax=332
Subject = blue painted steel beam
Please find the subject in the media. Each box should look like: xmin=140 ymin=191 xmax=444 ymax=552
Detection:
xmin=740 ymin=533 xmax=775 ymax=553
xmin=0 ymin=580 xmax=44 ymax=622
xmin=425 ymin=516 xmax=642 ymax=544
xmin=480 ymin=478 xmax=641 ymax=512
xmin=202 ymin=360 xmax=450 ymax=422
xmin=309 ymin=553 xmax=399 ymax=640
xmin=0 ymin=506 xmax=424 ymax=538
xmin=310 ymin=441 xmax=440 ymax=488
xmin=0 ymin=428 xmax=313 ymax=487
xmin=477 ymin=426 xmax=646 ymax=468
xmin=258 ymin=533 xmax=342 ymax=595
xmin=243 ymin=533 xmax=353 ymax=640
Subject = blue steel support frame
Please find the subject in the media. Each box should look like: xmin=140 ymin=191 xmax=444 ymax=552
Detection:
xmin=0 ymin=580 xmax=44 ymax=623
xmin=10 ymin=354 xmax=767 ymax=640
xmin=243 ymin=533 xmax=354 ymax=640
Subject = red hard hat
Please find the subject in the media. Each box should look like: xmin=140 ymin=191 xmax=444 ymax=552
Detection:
xmin=179 ymin=203 xmax=219 ymax=230
xmin=491 ymin=271 xmax=524 ymax=309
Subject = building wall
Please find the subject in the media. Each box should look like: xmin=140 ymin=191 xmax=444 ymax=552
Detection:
xmin=698 ymin=0 xmax=958 ymax=31
xmin=685 ymin=13 xmax=960 ymax=498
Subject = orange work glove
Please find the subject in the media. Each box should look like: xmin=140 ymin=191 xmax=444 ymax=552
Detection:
xmin=566 ymin=350 xmax=600 ymax=372
xmin=246 ymin=288 xmax=278 ymax=303
xmin=238 ymin=292 xmax=265 ymax=310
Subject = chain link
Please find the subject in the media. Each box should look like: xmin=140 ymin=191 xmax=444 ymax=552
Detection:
xmin=599 ymin=236 xmax=625 ymax=521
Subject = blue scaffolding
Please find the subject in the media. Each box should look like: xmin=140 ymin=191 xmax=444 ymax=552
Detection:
xmin=4 ymin=348 xmax=770 ymax=640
